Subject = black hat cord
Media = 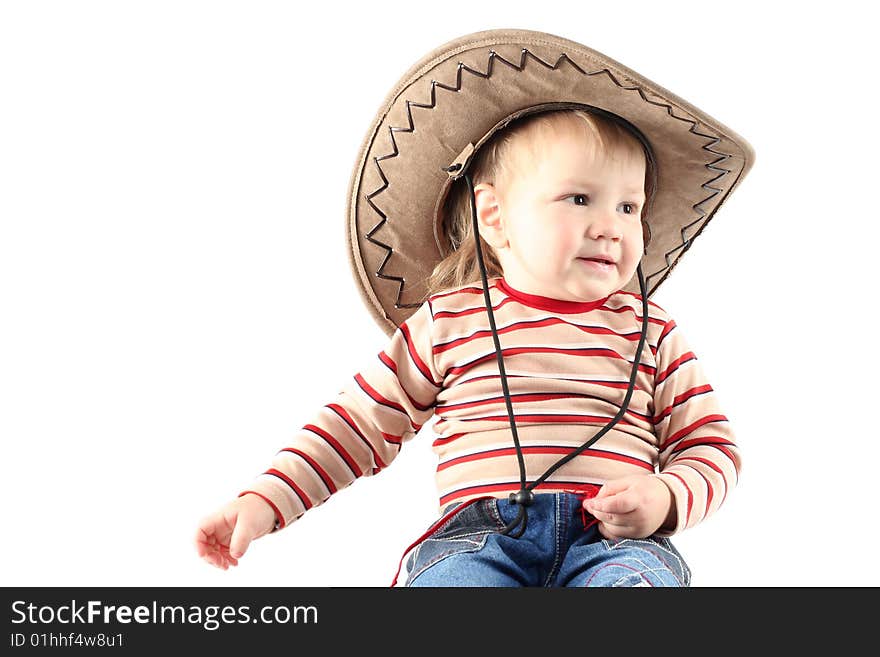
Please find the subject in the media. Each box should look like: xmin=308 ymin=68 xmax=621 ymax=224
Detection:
xmin=462 ymin=170 xmax=651 ymax=538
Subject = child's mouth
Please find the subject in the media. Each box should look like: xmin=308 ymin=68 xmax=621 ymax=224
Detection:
xmin=578 ymin=257 xmax=615 ymax=272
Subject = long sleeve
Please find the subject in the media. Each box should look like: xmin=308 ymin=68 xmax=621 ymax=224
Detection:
xmin=651 ymin=317 xmax=741 ymax=536
xmin=240 ymin=300 xmax=443 ymax=530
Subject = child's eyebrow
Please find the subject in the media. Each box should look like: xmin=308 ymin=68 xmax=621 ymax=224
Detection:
xmin=559 ymin=179 xmax=645 ymax=195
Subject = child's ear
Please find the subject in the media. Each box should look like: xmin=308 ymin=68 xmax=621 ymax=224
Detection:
xmin=472 ymin=182 xmax=508 ymax=249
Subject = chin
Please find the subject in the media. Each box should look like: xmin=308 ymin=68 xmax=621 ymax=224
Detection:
xmin=571 ymin=285 xmax=613 ymax=301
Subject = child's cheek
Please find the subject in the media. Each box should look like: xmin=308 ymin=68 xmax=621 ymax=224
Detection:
xmin=553 ymin=235 xmax=579 ymax=264
xmin=532 ymin=235 xmax=565 ymax=266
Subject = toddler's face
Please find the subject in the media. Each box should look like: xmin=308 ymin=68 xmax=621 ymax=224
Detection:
xmin=476 ymin=128 xmax=646 ymax=302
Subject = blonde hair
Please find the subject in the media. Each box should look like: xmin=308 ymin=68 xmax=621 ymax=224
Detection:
xmin=426 ymin=109 xmax=657 ymax=298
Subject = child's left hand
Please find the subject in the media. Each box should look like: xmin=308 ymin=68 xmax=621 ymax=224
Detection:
xmin=583 ymin=474 xmax=676 ymax=539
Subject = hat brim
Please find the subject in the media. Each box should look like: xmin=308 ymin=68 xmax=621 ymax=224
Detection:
xmin=346 ymin=28 xmax=755 ymax=336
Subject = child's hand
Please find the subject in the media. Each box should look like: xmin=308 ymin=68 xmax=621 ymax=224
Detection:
xmin=194 ymin=494 xmax=277 ymax=570
xmin=583 ymin=474 xmax=675 ymax=540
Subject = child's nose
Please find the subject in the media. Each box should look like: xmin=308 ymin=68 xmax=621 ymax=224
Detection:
xmin=586 ymin=211 xmax=623 ymax=241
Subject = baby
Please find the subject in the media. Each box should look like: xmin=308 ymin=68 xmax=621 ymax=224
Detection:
xmin=195 ymin=109 xmax=741 ymax=586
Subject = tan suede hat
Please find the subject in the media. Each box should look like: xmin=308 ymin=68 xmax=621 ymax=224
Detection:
xmin=346 ymin=28 xmax=755 ymax=336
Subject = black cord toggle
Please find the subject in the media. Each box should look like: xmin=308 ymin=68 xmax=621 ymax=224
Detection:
xmin=499 ymin=488 xmax=534 ymax=538
xmin=508 ymin=489 xmax=534 ymax=507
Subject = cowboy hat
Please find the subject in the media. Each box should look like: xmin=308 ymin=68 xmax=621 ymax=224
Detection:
xmin=346 ymin=28 xmax=755 ymax=336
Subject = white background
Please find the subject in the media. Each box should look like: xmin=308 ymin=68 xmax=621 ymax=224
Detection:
xmin=1 ymin=1 xmax=877 ymax=588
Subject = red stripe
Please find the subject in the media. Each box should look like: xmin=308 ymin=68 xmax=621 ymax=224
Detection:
xmin=672 ymin=436 xmax=737 ymax=453
xmin=431 ymin=283 xmax=664 ymax=319
xmin=303 ymin=423 xmax=363 ymax=478
xmin=711 ymin=444 xmax=739 ymax=476
xmin=367 ymin=360 xmax=434 ymax=415
xmin=675 ymin=464 xmax=713 ymax=520
xmin=433 ymin=296 xmax=665 ymax=337
xmin=433 ymin=295 xmax=517 ymax=322
xmin=454 ymin=372 xmax=637 ymax=390
xmin=279 ymin=448 xmax=337 ymax=494
xmin=399 ymin=321 xmax=440 ymax=386
xmin=264 ymin=468 xmax=312 ymax=511
xmin=469 ymin=413 xmax=636 ymax=426
xmin=354 ymin=373 xmax=425 ymax=430
xmin=430 ymin=284 xmax=486 ymax=301
xmin=327 ymin=403 xmax=388 ymax=470
xmin=676 ymin=443 xmax=740 ymax=481
xmin=440 ymin=392 xmax=613 ymax=411
xmin=656 ymin=351 xmax=696 ymax=385
xmin=676 ymin=456 xmax=724 ymax=512
xmin=437 ymin=446 xmax=653 ymax=472
xmin=665 ymin=471 xmax=693 ymax=527
xmin=379 ymin=351 xmax=439 ymax=404
xmin=653 ymin=384 xmax=714 ymax=423
xmin=381 ymin=432 xmax=403 ymax=446
xmin=658 ymin=319 xmax=676 ymax=343
xmin=238 ymin=490 xmax=285 ymax=530
xmin=435 ymin=316 xmax=561 ymax=352
xmin=378 ymin=351 xmax=397 ymax=373
xmin=446 ymin=346 xmax=655 ymax=377
xmin=660 ymin=414 xmax=728 ymax=449
xmin=355 ymin=372 xmax=405 ymax=413
xmin=435 ymin=317 xmax=649 ymax=354
xmin=613 ymin=289 xmax=665 ymax=311
xmin=604 ymin=302 xmax=666 ymax=318
xmin=439 ymin=481 xmax=602 ymax=507
xmin=432 ymin=432 xmax=466 ymax=447
xmin=439 ymin=392 xmax=652 ymax=423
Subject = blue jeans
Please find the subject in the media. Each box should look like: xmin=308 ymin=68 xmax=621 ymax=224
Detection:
xmin=404 ymin=492 xmax=690 ymax=587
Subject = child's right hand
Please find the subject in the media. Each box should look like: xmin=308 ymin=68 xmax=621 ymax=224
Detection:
xmin=194 ymin=493 xmax=278 ymax=570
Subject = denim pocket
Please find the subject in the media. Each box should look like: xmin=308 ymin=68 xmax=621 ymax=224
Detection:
xmin=405 ymin=498 xmax=506 ymax=583
xmin=602 ymin=536 xmax=692 ymax=587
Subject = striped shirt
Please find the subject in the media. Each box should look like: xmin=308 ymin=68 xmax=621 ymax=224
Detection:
xmin=242 ymin=277 xmax=741 ymax=536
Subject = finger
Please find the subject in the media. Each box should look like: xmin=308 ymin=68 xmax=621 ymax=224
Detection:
xmin=594 ymin=479 xmax=631 ymax=499
xmin=586 ymin=493 xmax=637 ymax=515
xmin=596 ymin=522 xmax=626 ymax=541
xmin=589 ymin=505 xmax=644 ymax=532
xmin=214 ymin=554 xmax=234 ymax=570
xmin=229 ymin=520 xmax=251 ymax=560
xmin=220 ymin=545 xmax=240 ymax=567
xmin=200 ymin=542 xmax=223 ymax=566
xmin=207 ymin=548 xmax=238 ymax=570
xmin=203 ymin=551 xmax=223 ymax=569
xmin=589 ymin=508 xmax=623 ymax=526
xmin=195 ymin=512 xmax=233 ymax=547
xmin=194 ymin=524 xmax=220 ymax=557
xmin=197 ymin=526 xmax=241 ymax=569
xmin=215 ymin=541 xmax=240 ymax=564
xmin=597 ymin=522 xmax=641 ymax=540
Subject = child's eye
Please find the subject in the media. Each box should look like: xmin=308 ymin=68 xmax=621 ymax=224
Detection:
xmin=566 ymin=195 xmax=640 ymax=214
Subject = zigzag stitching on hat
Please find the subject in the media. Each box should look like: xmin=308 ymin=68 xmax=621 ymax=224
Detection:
xmin=363 ymin=150 xmax=396 ymax=288
xmin=646 ymin=133 xmax=734 ymax=291
xmin=364 ymin=47 xmax=735 ymax=308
